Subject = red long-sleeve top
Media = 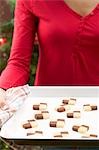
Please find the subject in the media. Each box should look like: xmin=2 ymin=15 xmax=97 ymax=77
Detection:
xmin=0 ymin=0 xmax=99 ymax=89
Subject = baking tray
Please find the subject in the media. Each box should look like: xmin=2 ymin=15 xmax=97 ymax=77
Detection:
xmin=0 ymin=86 xmax=99 ymax=146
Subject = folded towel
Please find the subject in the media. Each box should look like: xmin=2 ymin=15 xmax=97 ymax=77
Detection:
xmin=0 ymin=84 xmax=30 ymax=128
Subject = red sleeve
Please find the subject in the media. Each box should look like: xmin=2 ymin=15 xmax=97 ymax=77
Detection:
xmin=0 ymin=0 xmax=37 ymax=89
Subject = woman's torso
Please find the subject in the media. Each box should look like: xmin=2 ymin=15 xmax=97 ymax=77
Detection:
xmin=31 ymin=0 xmax=99 ymax=85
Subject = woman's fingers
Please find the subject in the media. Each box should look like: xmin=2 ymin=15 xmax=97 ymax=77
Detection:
xmin=0 ymin=96 xmax=6 ymax=106
xmin=0 ymin=88 xmax=6 ymax=109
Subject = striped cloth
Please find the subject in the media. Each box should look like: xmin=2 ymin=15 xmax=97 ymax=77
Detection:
xmin=0 ymin=84 xmax=30 ymax=128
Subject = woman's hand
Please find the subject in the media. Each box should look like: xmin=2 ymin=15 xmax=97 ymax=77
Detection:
xmin=0 ymin=88 xmax=6 ymax=108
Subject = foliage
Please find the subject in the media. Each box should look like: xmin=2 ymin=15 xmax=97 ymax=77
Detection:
xmin=0 ymin=0 xmax=39 ymax=85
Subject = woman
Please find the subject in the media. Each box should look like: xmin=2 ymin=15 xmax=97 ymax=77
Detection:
xmin=1 ymin=0 xmax=99 ymax=88
xmin=0 ymin=0 xmax=99 ymax=149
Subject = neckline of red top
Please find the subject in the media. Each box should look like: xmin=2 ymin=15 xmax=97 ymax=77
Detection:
xmin=62 ymin=1 xmax=99 ymax=19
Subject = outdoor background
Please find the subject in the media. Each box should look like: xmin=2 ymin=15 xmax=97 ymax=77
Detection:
xmin=0 ymin=0 xmax=39 ymax=149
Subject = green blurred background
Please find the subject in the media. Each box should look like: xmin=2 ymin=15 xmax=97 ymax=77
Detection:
xmin=0 ymin=0 xmax=39 ymax=85
xmin=0 ymin=0 xmax=38 ymax=149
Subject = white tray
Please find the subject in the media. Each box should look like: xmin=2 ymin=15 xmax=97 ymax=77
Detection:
xmin=0 ymin=86 xmax=99 ymax=146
